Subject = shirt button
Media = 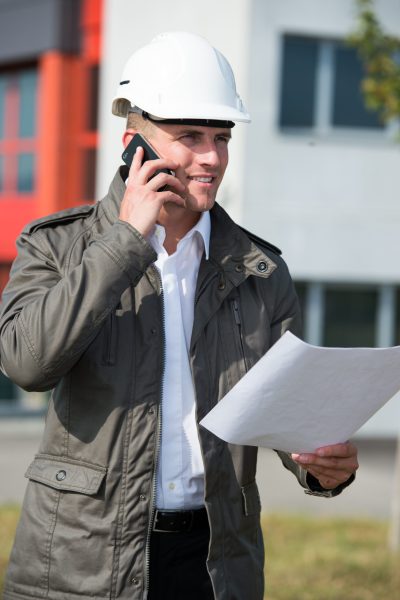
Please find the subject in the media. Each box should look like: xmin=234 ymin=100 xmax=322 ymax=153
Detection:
xmin=168 ymin=482 xmax=175 ymax=490
xmin=139 ymin=494 xmax=146 ymax=501
xmin=56 ymin=470 xmax=66 ymax=481
xmin=131 ymin=577 xmax=140 ymax=585
xmin=151 ymin=328 xmax=157 ymax=335
xmin=148 ymin=407 xmax=155 ymax=414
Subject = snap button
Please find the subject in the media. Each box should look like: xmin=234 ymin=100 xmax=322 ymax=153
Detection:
xmin=56 ymin=470 xmax=66 ymax=481
xmin=257 ymin=261 xmax=268 ymax=273
xmin=235 ymin=264 xmax=244 ymax=272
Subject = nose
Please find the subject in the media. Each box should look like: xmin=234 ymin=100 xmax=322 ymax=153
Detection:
xmin=200 ymin=142 xmax=221 ymax=168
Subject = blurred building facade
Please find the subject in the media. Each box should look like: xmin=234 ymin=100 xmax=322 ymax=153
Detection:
xmin=1 ymin=0 xmax=399 ymax=435
xmin=0 ymin=0 xmax=103 ymax=407
xmin=98 ymin=0 xmax=400 ymax=437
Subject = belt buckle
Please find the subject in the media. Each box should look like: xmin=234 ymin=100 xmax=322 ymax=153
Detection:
xmin=152 ymin=509 xmax=167 ymax=533
xmin=152 ymin=509 xmax=194 ymax=533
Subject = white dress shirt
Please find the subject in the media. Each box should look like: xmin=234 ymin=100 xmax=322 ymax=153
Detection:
xmin=147 ymin=211 xmax=211 ymax=509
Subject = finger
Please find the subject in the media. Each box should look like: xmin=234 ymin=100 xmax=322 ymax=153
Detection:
xmin=307 ymin=465 xmax=354 ymax=481
xmin=292 ymin=442 xmax=357 ymax=463
xmin=135 ymin=158 xmax=179 ymax=184
xmin=293 ymin=453 xmax=358 ymax=472
xmin=306 ymin=467 xmax=352 ymax=488
xmin=147 ymin=172 xmax=186 ymax=194
xmin=129 ymin=145 xmax=145 ymax=174
xmin=157 ymin=190 xmax=186 ymax=207
xmin=315 ymin=442 xmax=357 ymax=458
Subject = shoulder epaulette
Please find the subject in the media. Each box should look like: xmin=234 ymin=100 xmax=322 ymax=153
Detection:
xmin=239 ymin=226 xmax=282 ymax=256
xmin=23 ymin=204 xmax=95 ymax=235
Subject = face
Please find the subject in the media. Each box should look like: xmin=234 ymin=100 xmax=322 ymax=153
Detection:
xmin=137 ymin=123 xmax=231 ymax=213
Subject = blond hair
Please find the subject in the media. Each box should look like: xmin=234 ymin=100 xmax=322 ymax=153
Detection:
xmin=126 ymin=112 xmax=156 ymax=138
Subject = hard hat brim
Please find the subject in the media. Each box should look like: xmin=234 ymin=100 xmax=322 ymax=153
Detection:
xmin=112 ymin=97 xmax=251 ymax=123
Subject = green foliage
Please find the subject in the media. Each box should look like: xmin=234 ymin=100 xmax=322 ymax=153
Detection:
xmin=348 ymin=0 xmax=400 ymax=123
xmin=1 ymin=506 xmax=399 ymax=599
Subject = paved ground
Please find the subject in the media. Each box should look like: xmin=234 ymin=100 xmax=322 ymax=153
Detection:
xmin=0 ymin=418 xmax=398 ymax=520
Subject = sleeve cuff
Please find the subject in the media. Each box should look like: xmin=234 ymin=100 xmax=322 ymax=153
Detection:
xmin=304 ymin=472 xmax=356 ymax=498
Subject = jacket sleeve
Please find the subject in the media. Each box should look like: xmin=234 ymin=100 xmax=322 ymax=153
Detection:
xmin=275 ymin=449 xmax=356 ymax=498
xmin=0 ymin=220 xmax=156 ymax=392
xmin=268 ymin=257 xmax=355 ymax=497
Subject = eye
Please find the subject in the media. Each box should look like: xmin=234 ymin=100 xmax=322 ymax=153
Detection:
xmin=179 ymin=132 xmax=197 ymax=141
xmin=216 ymin=135 xmax=231 ymax=144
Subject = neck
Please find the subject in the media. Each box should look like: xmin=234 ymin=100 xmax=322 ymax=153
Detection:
xmin=157 ymin=203 xmax=201 ymax=255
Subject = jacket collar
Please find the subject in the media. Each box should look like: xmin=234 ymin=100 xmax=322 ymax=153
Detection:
xmin=100 ymin=167 xmax=277 ymax=284
xmin=100 ymin=166 xmax=129 ymax=225
xmin=208 ymin=202 xmax=277 ymax=284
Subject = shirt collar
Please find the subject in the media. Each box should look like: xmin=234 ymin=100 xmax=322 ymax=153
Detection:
xmin=190 ymin=210 xmax=211 ymax=259
xmin=149 ymin=211 xmax=211 ymax=260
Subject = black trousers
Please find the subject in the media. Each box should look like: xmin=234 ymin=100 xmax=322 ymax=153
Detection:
xmin=148 ymin=526 xmax=214 ymax=600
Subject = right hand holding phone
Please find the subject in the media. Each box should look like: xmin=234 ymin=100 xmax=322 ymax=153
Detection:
xmin=119 ymin=146 xmax=186 ymax=237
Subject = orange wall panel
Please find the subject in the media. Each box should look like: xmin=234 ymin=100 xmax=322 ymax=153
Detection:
xmin=0 ymin=198 xmax=37 ymax=261
xmin=82 ymin=0 xmax=103 ymax=62
xmin=37 ymin=52 xmax=85 ymax=216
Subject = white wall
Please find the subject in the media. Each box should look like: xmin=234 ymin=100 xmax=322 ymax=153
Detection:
xmin=244 ymin=0 xmax=400 ymax=282
xmin=97 ymin=0 xmax=252 ymax=223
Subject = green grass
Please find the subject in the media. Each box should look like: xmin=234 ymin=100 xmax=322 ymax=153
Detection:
xmin=1 ymin=507 xmax=398 ymax=599
xmin=0 ymin=505 xmax=20 ymax=592
xmin=263 ymin=514 xmax=400 ymax=600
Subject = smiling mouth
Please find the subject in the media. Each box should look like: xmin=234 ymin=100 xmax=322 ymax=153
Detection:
xmin=189 ymin=176 xmax=214 ymax=183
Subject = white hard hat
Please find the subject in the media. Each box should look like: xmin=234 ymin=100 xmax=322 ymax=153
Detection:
xmin=112 ymin=31 xmax=250 ymax=126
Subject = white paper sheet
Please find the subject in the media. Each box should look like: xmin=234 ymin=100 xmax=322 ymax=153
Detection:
xmin=200 ymin=332 xmax=400 ymax=453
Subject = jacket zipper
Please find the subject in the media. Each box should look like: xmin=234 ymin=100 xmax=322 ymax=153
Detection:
xmin=231 ymin=298 xmax=248 ymax=374
xmin=143 ymin=267 xmax=165 ymax=600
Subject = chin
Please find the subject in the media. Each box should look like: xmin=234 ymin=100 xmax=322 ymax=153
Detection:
xmin=187 ymin=195 xmax=217 ymax=213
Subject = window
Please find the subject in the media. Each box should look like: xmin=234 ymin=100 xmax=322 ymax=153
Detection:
xmin=323 ymin=286 xmax=378 ymax=347
xmin=0 ymin=66 xmax=38 ymax=196
xmin=279 ymin=35 xmax=383 ymax=132
xmin=279 ymin=36 xmax=318 ymax=128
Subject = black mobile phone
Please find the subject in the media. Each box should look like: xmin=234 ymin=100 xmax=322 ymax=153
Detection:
xmin=121 ymin=133 xmax=173 ymax=180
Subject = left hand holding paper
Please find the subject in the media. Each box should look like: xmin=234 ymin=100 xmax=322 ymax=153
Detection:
xmin=292 ymin=441 xmax=359 ymax=489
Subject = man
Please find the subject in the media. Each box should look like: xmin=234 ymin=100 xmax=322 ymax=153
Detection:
xmin=1 ymin=32 xmax=358 ymax=600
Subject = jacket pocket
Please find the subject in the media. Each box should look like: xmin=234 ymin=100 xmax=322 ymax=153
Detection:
xmin=5 ymin=456 xmax=113 ymax=599
xmin=241 ymin=481 xmax=261 ymax=516
xmin=231 ymin=297 xmax=248 ymax=376
xmin=25 ymin=454 xmax=107 ymax=494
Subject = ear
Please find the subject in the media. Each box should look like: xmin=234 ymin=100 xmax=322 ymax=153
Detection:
xmin=122 ymin=128 xmax=137 ymax=149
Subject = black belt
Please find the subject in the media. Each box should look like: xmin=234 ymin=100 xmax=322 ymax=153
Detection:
xmin=153 ymin=508 xmax=209 ymax=533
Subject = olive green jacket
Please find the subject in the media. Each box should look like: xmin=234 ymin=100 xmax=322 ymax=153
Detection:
xmin=1 ymin=168 xmax=347 ymax=600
